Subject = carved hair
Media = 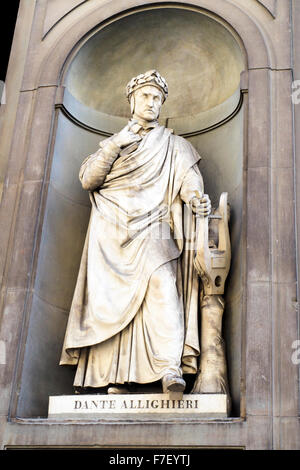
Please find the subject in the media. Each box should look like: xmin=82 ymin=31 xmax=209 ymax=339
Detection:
xmin=126 ymin=70 xmax=168 ymax=103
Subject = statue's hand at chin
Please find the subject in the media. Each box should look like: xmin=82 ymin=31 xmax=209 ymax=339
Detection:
xmin=112 ymin=122 xmax=142 ymax=149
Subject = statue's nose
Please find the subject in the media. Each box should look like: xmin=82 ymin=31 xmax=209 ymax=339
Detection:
xmin=147 ymin=97 xmax=154 ymax=106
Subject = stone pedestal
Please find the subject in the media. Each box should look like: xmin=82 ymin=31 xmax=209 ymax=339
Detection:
xmin=48 ymin=393 xmax=229 ymax=420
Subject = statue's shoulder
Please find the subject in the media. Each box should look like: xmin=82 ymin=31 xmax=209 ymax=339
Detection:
xmin=169 ymin=131 xmax=201 ymax=166
xmin=171 ymin=132 xmax=199 ymax=152
xmin=172 ymin=133 xmax=187 ymax=145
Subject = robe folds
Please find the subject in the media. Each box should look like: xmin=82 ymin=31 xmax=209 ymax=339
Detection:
xmin=60 ymin=124 xmax=204 ymax=386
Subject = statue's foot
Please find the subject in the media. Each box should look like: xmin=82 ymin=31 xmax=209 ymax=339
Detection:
xmin=107 ymin=385 xmax=130 ymax=394
xmin=162 ymin=374 xmax=186 ymax=393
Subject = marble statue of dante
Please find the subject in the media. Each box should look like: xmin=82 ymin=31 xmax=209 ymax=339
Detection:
xmin=60 ymin=70 xmax=211 ymax=394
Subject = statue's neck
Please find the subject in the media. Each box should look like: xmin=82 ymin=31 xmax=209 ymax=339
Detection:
xmin=131 ymin=115 xmax=158 ymax=129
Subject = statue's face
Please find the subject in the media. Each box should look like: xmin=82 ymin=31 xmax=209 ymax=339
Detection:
xmin=132 ymin=85 xmax=163 ymax=121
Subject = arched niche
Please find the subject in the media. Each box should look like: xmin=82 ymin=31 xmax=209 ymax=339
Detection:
xmin=17 ymin=6 xmax=246 ymax=418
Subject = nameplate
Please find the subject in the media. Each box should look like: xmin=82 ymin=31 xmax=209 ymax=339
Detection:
xmin=48 ymin=393 xmax=228 ymax=419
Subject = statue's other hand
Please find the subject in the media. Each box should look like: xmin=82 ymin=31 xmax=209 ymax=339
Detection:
xmin=112 ymin=123 xmax=142 ymax=149
xmin=190 ymin=194 xmax=211 ymax=217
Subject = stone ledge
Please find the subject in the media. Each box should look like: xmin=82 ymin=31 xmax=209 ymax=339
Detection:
xmin=48 ymin=393 xmax=229 ymax=419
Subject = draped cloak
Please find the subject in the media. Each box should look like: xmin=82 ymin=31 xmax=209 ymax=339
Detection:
xmin=60 ymin=125 xmax=203 ymax=381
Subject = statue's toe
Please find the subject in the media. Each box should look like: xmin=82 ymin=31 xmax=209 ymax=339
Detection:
xmin=107 ymin=385 xmax=130 ymax=394
xmin=162 ymin=374 xmax=186 ymax=393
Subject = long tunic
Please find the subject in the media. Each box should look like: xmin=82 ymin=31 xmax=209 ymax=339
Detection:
xmin=60 ymin=124 xmax=204 ymax=386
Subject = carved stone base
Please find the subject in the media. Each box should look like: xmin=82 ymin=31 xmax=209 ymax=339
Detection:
xmin=48 ymin=393 xmax=229 ymax=419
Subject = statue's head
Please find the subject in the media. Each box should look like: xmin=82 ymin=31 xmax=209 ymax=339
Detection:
xmin=126 ymin=70 xmax=168 ymax=121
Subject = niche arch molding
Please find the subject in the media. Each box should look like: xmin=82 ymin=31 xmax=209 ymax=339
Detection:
xmin=21 ymin=0 xmax=277 ymax=91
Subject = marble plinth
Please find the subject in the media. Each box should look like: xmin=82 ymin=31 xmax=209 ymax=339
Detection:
xmin=48 ymin=393 xmax=229 ymax=419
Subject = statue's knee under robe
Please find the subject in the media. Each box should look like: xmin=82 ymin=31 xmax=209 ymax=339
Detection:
xmin=74 ymin=260 xmax=184 ymax=388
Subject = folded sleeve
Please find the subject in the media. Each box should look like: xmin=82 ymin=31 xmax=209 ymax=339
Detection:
xmin=79 ymin=137 xmax=121 ymax=191
xmin=180 ymin=164 xmax=204 ymax=205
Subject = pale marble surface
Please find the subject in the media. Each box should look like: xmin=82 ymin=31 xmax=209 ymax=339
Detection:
xmin=48 ymin=393 xmax=229 ymax=419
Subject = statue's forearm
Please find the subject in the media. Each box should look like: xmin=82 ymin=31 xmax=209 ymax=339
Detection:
xmin=79 ymin=139 xmax=120 ymax=191
xmin=180 ymin=164 xmax=204 ymax=205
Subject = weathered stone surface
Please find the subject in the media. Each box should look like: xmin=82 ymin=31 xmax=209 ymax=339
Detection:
xmin=256 ymin=0 xmax=277 ymax=18
xmin=3 ymin=90 xmax=35 ymax=185
xmin=34 ymin=184 xmax=90 ymax=311
xmin=0 ymin=0 xmax=36 ymax=197
xmin=17 ymin=294 xmax=74 ymax=418
xmin=271 ymin=282 xmax=298 ymax=418
xmin=43 ymin=0 xmax=88 ymax=37
xmin=49 ymin=110 xmax=98 ymax=206
xmin=246 ymin=282 xmax=272 ymax=416
xmin=274 ymin=417 xmax=300 ymax=450
xmin=246 ymin=168 xmax=270 ymax=282
xmin=248 ymin=69 xmax=271 ymax=168
xmin=271 ymin=167 xmax=296 ymax=283
xmin=23 ymin=86 xmax=57 ymax=182
xmin=246 ymin=416 xmax=272 ymax=450
xmin=271 ymin=71 xmax=293 ymax=170
xmin=0 ymin=289 xmax=27 ymax=417
xmin=6 ymin=181 xmax=43 ymax=289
